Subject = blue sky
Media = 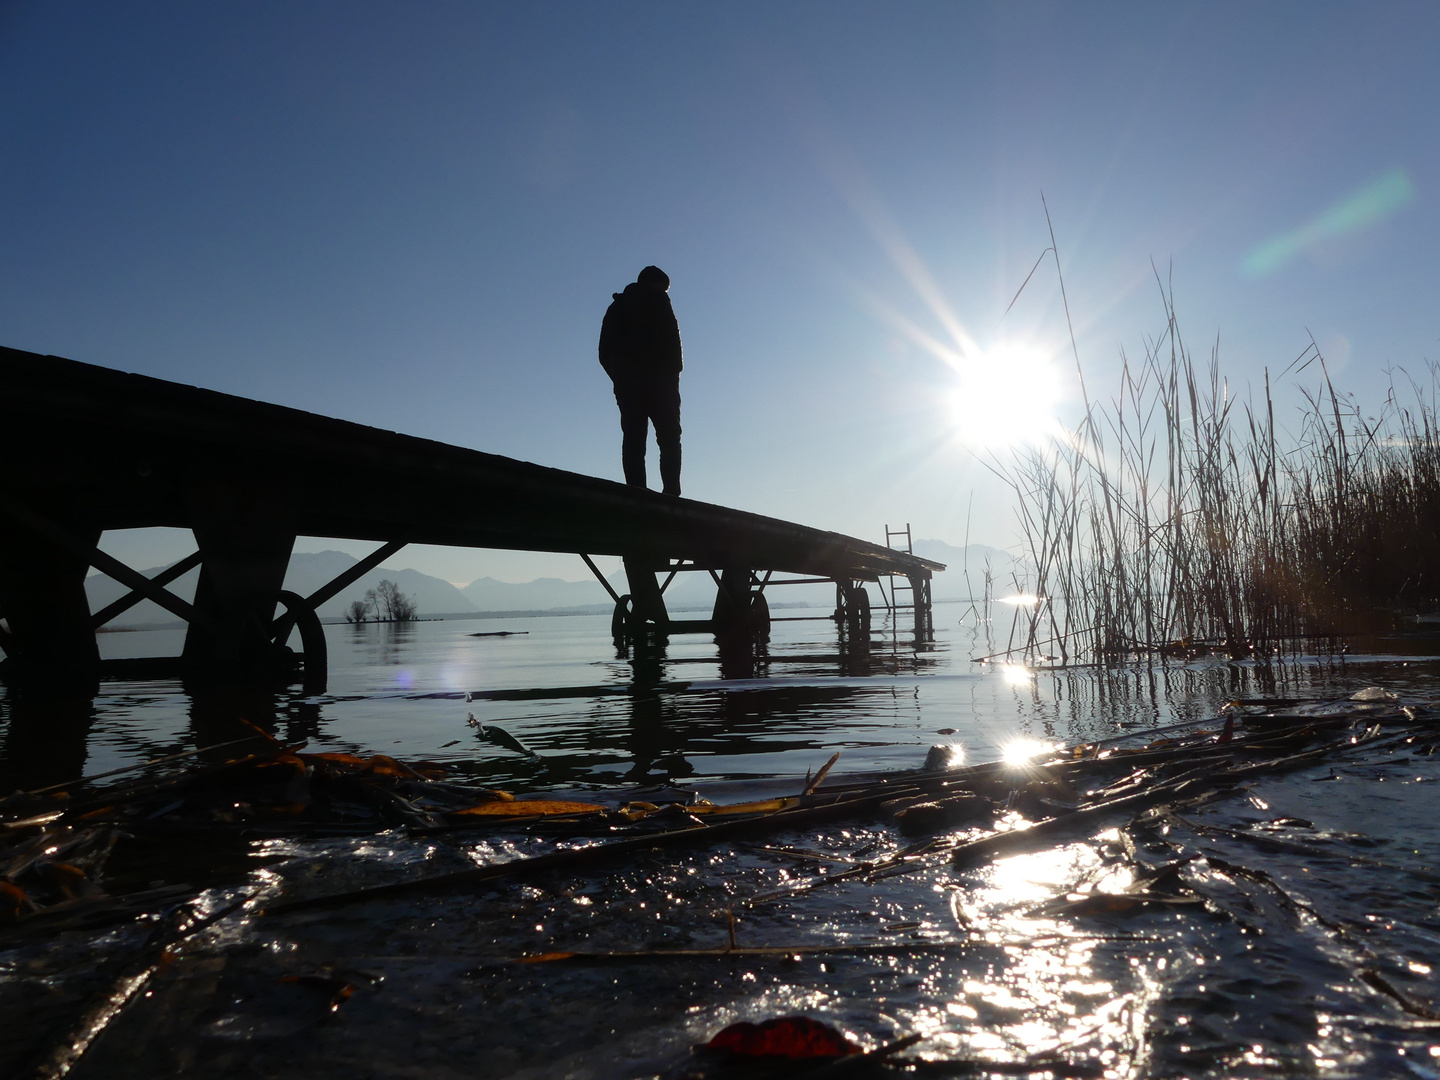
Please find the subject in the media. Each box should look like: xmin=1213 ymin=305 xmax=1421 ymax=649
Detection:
xmin=3 ymin=2 xmax=1437 ymax=584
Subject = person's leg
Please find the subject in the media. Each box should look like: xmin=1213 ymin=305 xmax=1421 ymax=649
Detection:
xmin=650 ymin=378 xmax=682 ymax=496
xmin=614 ymin=381 xmax=649 ymax=488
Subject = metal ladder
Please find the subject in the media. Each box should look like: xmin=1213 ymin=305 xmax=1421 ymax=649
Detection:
xmin=883 ymin=523 xmax=915 ymax=614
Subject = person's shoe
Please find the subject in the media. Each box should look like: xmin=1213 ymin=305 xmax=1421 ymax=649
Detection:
xmin=662 ymin=485 xmax=681 ymax=497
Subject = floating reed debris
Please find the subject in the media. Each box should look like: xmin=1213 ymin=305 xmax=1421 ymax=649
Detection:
xmin=264 ymin=692 xmax=1436 ymax=915
xmin=992 ymin=275 xmax=1440 ymax=663
xmin=6 ymin=693 xmax=1432 ymax=931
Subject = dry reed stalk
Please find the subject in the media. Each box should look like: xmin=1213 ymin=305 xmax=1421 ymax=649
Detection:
xmin=990 ymin=278 xmax=1440 ymax=665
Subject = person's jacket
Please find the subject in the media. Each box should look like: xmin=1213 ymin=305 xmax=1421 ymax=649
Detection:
xmin=598 ymin=282 xmax=683 ymax=381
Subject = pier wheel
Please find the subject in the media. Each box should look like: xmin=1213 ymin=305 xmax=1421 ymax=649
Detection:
xmin=611 ymin=594 xmax=634 ymax=642
xmin=844 ymin=584 xmax=871 ymax=635
xmin=612 ymin=592 xmax=670 ymax=648
xmin=749 ymin=589 xmax=771 ymax=640
xmin=269 ymin=590 xmax=328 ymax=695
xmin=711 ymin=568 xmax=769 ymax=642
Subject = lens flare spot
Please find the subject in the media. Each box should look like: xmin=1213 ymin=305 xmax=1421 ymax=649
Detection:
xmin=1241 ymin=167 xmax=1415 ymax=277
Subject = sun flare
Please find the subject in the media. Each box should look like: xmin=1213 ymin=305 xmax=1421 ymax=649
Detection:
xmin=947 ymin=340 xmax=1064 ymax=448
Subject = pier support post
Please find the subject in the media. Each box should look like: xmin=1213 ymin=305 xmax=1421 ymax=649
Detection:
xmin=712 ymin=567 xmax=769 ymax=642
xmin=0 ymin=512 xmax=101 ymax=693
xmin=621 ymin=556 xmax=669 ymax=636
xmin=712 ymin=567 xmax=769 ymax=679
xmin=909 ymin=573 xmax=933 ymax=642
xmin=833 ymin=580 xmax=871 ymax=639
xmin=181 ymin=480 xmax=298 ymax=686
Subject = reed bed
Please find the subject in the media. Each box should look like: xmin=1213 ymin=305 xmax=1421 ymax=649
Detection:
xmin=993 ymin=283 xmax=1440 ymax=664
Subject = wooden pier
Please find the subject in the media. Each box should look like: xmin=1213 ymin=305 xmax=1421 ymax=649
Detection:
xmin=0 ymin=345 xmax=943 ymax=693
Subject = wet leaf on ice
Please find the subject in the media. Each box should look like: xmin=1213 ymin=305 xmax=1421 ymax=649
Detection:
xmin=0 ymin=880 xmax=30 ymax=920
xmin=450 ymin=800 xmax=606 ymax=817
xmin=705 ymin=1015 xmax=859 ymax=1059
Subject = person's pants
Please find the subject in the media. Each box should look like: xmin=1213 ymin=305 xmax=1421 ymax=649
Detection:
xmin=614 ymin=377 xmax=681 ymax=495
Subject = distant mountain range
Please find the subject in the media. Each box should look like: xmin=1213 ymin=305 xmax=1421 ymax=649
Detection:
xmin=460 ymin=574 xmax=616 ymax=613
xmin=87 ymin=540 xmax=1019 ymax=627
xmin=913 ymin=539 xmax=1020 ymax=598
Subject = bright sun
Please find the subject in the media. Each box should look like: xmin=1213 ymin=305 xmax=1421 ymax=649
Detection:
xmin=946 ymin=340 xmax=1065 ymax=448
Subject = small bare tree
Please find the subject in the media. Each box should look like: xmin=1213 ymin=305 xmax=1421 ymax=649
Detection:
xmin=345 ymin=598 xmax=371 ymax=623
xmin=371 ymin=579 xmax=418 ymax=622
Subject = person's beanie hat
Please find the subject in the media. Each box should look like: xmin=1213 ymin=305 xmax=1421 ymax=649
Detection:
xmin=638 ymin=265 xmax=670 ymax=290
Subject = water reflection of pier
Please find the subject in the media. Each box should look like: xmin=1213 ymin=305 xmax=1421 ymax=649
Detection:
xmin=0 ymin=345 xmax=942 ymax=696
xmin=459 ymin=612 xmax=947 ymax=789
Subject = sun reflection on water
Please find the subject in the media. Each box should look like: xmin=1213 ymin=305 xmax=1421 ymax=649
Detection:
xmin=1000 ymin=663 xmax=1034 ymax=686
xmin=901 ymin=842 xmax=1156 ymax=1072
xmin=1001 ymin=736 xmax=1056 ymax=765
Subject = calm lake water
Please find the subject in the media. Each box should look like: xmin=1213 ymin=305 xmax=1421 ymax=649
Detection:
xmin=5 ymin=607 xmax=1440 ymax=1078
xmin=10 ymin=602 xmax=1436 ymax=794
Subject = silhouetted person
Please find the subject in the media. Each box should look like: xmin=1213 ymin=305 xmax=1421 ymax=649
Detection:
xmin=599 ymin=265 xmax=683 ymax=495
